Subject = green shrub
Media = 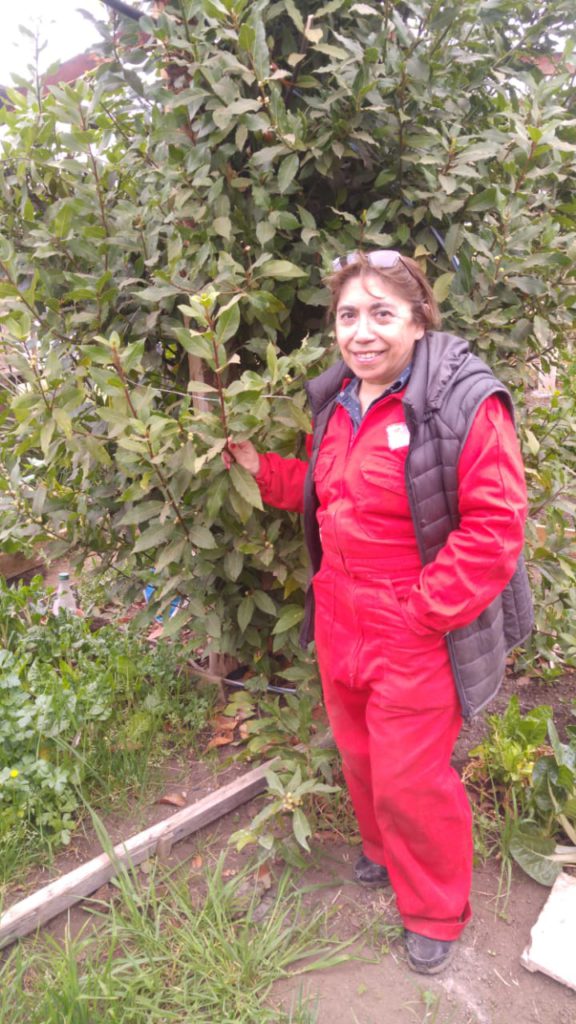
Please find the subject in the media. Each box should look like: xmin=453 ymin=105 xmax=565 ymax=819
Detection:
xmin=0 ymin=577 xmax=214 ymax=861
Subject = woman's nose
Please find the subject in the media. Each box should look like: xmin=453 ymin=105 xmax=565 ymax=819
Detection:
xmin=353 ymin=311 xmax=375 ymax=339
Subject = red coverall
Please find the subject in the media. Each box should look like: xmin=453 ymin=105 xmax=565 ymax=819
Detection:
xmin=255 ymin=389 xmax=528 ymax=940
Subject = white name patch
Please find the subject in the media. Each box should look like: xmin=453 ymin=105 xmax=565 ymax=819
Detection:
xmin=387 ymin=422 xmax=410 ymax=450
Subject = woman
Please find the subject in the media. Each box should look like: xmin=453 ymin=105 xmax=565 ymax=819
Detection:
xmin=224 ymin=251 xmax=532 ymax=974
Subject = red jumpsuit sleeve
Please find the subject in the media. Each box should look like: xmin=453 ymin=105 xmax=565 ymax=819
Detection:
xmin=402 ymin=395 xmax=528 ymax=635
xmin=254 ymin=434 xmax=312 ymax=513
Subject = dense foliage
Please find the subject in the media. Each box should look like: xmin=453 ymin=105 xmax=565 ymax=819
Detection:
xmin=0 ymin=576 xmax=213 ymax=862
xmin=468 ymin=695 xmax=576 ymax=885
xmin=0 ymin=0 xmax=575 ymax=679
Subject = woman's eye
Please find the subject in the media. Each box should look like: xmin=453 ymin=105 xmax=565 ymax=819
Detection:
xmin=375 ymin=309 xmax=393 ymax=320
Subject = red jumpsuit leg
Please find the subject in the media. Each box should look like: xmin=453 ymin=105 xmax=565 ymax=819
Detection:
xmin=313 ymin=567 xmax=473 ymax=941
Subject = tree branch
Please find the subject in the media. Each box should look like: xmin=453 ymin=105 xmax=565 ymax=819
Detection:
xmin=100 ymin=0 xmax=145 ymax=20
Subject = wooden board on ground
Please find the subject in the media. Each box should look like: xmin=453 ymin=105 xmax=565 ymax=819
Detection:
xmin=0 ymin=758 xmax=277 ymax=950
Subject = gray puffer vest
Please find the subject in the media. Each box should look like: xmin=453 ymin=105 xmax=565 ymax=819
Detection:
xmin=300 ymin=331 xmax=534 ymax=719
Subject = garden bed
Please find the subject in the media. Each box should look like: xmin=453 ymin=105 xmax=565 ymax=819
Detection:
xmin=2 ymin=572 xmax=576 ymax=1022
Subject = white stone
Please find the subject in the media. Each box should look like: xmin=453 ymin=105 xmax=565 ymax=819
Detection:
xmin=521 ymin=871 xmax=576 ymax=992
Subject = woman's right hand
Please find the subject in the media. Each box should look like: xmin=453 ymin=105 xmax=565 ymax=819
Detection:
xmin=222 ymin=439 xmax=260 ymax=476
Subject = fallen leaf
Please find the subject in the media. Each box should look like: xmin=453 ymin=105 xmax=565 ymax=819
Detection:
xmin=238 ymin=722 xmax=251 ymax=740
xmin=157 ymin=790 xmax=188 ymax=808
xmin=255 ymin=865 xmax=273 ymax=890
xmin=148 ymin=623 xmax=164 ymax=642
xmin=205 ymin=734 xmax=234 ymax=750
xmin=210 ymin=714 xmax=238 ymax=732
xmin=191 ymin=855 xmax=203 ymax=870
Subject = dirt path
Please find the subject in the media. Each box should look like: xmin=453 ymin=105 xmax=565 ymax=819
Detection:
xmin=274 ymin=846 xmax=575 ymax=1024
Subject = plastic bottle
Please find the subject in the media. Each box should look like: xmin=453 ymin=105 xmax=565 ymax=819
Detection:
xmin=52 ymin=572 xmax=78 ymax=614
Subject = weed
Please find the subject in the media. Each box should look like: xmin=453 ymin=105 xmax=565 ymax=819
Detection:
xmin=0 ymin=857 xmax=356 ymax=1023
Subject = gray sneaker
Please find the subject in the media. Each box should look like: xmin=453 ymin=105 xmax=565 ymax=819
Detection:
xmin=354 ymin=853 xmax=390 ymax=887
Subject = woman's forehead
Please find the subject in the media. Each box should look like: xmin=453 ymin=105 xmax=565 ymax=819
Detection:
xmin=337 ymin=272 xmax=408 ymax=307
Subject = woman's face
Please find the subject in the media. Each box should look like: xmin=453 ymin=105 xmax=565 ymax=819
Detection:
xmin=335 ymin=272 xmax=425 ymax=389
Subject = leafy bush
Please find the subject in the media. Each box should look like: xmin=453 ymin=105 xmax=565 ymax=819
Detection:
xmin=468 ymin=695 xmax=552 ymax=795
xmin=0 ymin=576 xmax=214 ymax=859
xmin=0 ymin=0 xmax=575 ymax=682
xmin=467 ymin=694 xmax=576 ymax=884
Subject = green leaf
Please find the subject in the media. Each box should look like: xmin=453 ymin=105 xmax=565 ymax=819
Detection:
xmin=173 ymin=328 xmax=214 ymax=361
xmin=154 ymin=538 xmax=188 ymax=572
xmin=509 ymin=829 xmax=562 ymax=886
xmin=525 ymin=429 xmax=540 ymax=456
xmin=133 ymin=523 xmax=174 ymax=553
xmin=216 ymin=301 xmax=240 ymax=342
xmin=187 ymin=380 xmax=217 ymax=393
xmin=277 ymin=153 xmax=299 ymax=194
xmin=432 ymin=273 xmax=454 ymax=303
xmin=229 ymin=464 xmax=263 ymax=510
xmin=223 ymin=98 xmax=262 ymax=116
xmin=252 ymin=590 xmax=276 ymax=615
xmin=189 ymin=525 xmax=217 ymax=549
xmin=272 ymin=604 xmax=304 ymax=635
xmin=283 ymin=0 xmax=304 ymax=31
xmin=0 ymin=235 xmax=15 ymax=261
xmin=256 ymin=221 xmax=276 ymax=245
xmin=507 ymin=276 xmax=547 ymax=297
xmin=266 ymin=342 xmax=278 ymax=383
xmin=237 ymin=595 xmax=255 ymax=632
xmin=118 ymin=501 xmax=166 ymax=526
xmin=466 ymin=188 xmax=497 ymax=212
xmin=292 ymin=807 xmax=312 ymax=851
xmin=258 ymin=260 xmax=307 ymax=280
xmin=224 ymin=548 xmax=243 ymax=581
xmin=213 ymin=216 xmax=232 ymax=240
xmin=238 ymin=24 xmax=255 ymax=51
xmin=53 ymin=408 xmax=73 ymax=439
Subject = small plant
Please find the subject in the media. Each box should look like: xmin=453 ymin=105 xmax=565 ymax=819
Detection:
xmin=231 ymin=763 xmax=339 ymax=858
xmin=510 ymin=713 xmax=576 ymax=885
xmin=466 ymin=696 xmax=552 ymax=804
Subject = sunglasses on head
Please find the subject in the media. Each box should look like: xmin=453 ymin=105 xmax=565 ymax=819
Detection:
xmin=331 ymin=249 xmax=422 ymax=287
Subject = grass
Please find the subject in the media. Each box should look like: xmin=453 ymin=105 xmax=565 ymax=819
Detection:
xmin=0 ymin=856 xmax=356 ymax=1023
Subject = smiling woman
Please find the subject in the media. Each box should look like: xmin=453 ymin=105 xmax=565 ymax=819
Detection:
xmin=333 ymin=275 xmax=425 ymax=410
xmin=223 ymin=247 xmax=533 ymax=976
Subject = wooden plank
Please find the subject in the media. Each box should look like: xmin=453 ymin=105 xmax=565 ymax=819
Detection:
xmin=0 ymin=553 xmax=44 ymax=580
xmin=0 ymin=759 xmax=277 ymax=950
